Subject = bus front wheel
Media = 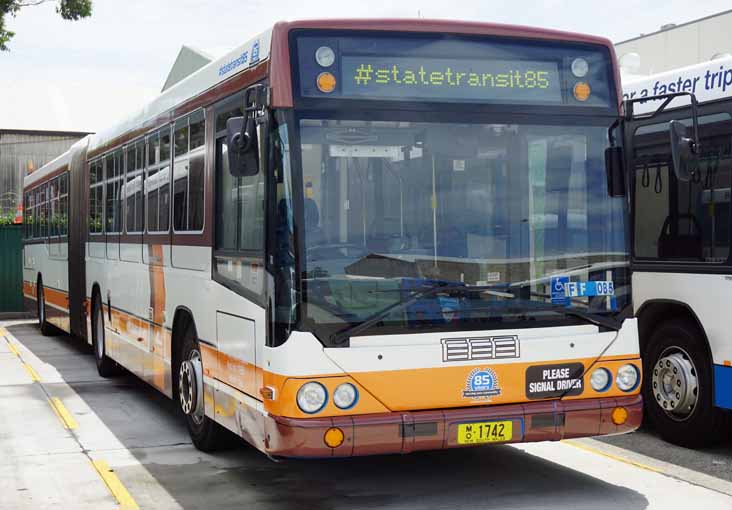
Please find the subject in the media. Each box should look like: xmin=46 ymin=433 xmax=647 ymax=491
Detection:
xmin=643 ymin=319 xmax=726 ymax=447
xmin=177 ymin=324 xmax=230 ymax=452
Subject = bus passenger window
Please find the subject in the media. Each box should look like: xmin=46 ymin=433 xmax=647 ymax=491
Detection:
xmin=633 ymin=113 xmax=732 ymax=262
xmin=172 ymin=110 xmax=205 ymax=232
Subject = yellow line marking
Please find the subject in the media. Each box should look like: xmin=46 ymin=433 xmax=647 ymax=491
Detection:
xmin=7 ymin=341 xmax=20 ymax=356
xmin=562 ymin=440 xmax=662 ymax=473
xmin=0 ymin=327 xmax=7 ymax=337
xmin=91 ymin=459 xmax=139 ymax=510
xmin=48 ymin=397 xmax=78 ymax=430
xmin=23 ymin=362 xmax=41 ymax=382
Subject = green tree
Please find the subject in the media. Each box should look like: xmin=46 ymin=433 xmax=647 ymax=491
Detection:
xmin=0 ymin=0 xmax=92 ymax=51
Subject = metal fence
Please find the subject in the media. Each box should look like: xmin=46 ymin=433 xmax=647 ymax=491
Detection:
xmin=0 ymin=225 xmax=23 ymax=313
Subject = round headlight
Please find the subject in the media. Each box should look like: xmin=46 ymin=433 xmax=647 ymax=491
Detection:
xmin=315 ymin=46 xmax=336 ymax=67
xmin=571 ymin=57 xmax=589 ymax=78
xmin=296 ymin=382 xmax=328 ymax=414
xmin=590 ymin=367 xmax=611 ymax=392
xmin=333 ymin=383 xmax=358 ymax=409
xmin=616 ymin=364 xmax=640 ymax=392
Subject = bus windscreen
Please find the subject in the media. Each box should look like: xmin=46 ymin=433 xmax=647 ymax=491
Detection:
xmin=296 ymin=33 xmax=614 ymax=108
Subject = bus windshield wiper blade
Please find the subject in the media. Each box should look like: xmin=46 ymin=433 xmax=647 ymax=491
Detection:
xmin=543 ymin=305 xmax=620 ymax=331
xmin=330 ymin=283 xmax=504 ymax=345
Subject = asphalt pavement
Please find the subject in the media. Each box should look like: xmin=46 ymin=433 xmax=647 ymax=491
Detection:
xmin=2 ymin=321 xmax=732 ymax=510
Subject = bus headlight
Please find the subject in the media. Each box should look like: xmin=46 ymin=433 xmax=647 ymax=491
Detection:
xmin=297 ymin=382 xmax=328 ymax=414
xmin=616 ymin=364 xmax=640 ymax=392
xmin=333 ymin=383 xmax=358 ymax=409
xmin=590 ymin=367 xmax=611 ymax=392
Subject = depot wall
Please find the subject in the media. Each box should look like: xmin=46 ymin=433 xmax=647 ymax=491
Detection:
xmin=615 ymin=9 xmax=732 ymax=76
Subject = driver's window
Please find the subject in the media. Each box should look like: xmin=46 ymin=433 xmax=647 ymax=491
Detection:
xmin=632 ymin=113 xmax=732 ymax=262
xmin=213 ymin=135 xmax=265 ymax=300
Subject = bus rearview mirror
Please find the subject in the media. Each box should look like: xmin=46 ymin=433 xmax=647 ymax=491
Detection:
xmin=226 ymin=116 xmax=259 ymax=177
xmin=669 ymin=120 xmax=696 ymax=182
xmin=604 ymin=146 xmax=625 ymax=197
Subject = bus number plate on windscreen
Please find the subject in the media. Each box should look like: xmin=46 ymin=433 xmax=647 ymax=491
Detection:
xmin=457 ymin=420 xmax=513 ymax=444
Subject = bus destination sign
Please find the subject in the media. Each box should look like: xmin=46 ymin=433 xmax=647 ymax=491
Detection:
xmin=341 ymin=56 xmax=562 ymax=103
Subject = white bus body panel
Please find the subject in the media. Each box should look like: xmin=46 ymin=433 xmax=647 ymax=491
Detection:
xmin=633 ymin=272 xmax=731 ymax=366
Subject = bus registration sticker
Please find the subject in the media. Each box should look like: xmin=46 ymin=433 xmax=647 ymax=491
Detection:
xmin=457 ymin=420 xmax=513 ymax=444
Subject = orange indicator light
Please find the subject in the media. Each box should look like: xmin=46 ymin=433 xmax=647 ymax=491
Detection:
xmin=611 ymin=406 xmax=628 ymax=425
xmin=324 ymin=427 xmax=345 ymax=448
xmin=573 ymin=82 xmax=591 ymax=102
xmin=317 ymin=72 xmax=337 ymax=93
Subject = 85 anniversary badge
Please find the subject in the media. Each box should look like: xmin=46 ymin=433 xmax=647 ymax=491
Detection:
xmin=525 ymin=363 xmax=584 ymax=399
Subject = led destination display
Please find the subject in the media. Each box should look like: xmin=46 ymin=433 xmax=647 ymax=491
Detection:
xmin=297 ymin=33 xmax=615 ymax=108
xmin=341 ymin=56 xmax=562 ymax=103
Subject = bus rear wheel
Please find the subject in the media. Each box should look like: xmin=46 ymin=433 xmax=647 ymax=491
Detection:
xmin=643 ymin=319 xmax=725 ymax=447
xmin=37 ymin=278 xmax=53 ymax=337
xmin=177 ymin=324 xmax=229 ymax=452
xmin=91 ymin=294 xmax=120 ymax=378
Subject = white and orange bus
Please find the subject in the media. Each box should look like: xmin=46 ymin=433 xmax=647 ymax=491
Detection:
xmin=22 ymin=19 xmax=642 ymax=458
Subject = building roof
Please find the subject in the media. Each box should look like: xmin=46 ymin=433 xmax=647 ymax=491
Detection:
xmin=161 ymin=45 xmax=214 ymax=92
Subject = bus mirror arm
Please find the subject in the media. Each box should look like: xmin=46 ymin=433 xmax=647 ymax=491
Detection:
xmin=623 ymin=92 xmax=700 ymax=182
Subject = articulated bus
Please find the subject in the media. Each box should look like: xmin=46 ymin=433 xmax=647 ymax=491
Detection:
xmin=623 ymin=58 xmax=732 ymax=447
xmin=22 ymin=19 xmax=642 ymax=458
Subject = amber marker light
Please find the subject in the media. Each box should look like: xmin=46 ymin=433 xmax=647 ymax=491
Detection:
xmin=611 ymin=407 xmax=628 ymax=426
xmin=324 ymin=427 xmax=345 ymax=448
xmin=573 ymin=82 xmax=591 ymax=102
xmin=317 ymin=72 xmax=337 ymax=93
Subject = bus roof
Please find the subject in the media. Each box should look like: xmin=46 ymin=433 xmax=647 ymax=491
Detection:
xmin=25 ymin=18 xmax=617 ymax=190
xmin=622 ymin=56 xmax=732 ymax=114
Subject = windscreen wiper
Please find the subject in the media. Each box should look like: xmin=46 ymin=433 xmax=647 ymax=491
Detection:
xmin=330 ymin=282 xmax=620 ymax=344
xmin=330 ymin=283 xmax=504 ymax=345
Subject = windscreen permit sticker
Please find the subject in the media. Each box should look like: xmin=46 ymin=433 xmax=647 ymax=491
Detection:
xmin=550 ymin=276 xmax=570 ymax=306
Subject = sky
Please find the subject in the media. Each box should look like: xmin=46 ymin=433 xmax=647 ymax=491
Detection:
xmin=1 ymin=0 xmax=731 ymax=132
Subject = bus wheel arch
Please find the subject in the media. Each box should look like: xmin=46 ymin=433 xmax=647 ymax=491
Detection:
xmin=636 ymin=300 xmax=724 ymax=447
xmin=171 ymin=307 xmax=230 ymax=451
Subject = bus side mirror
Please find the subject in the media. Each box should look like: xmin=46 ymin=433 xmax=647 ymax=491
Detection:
xmin=669 ymin=120 xmax=696 ymax=182
xmin=604 ymin=146 xmax=625 ymax=197
xmin=226 ymin=116 xmax=259 ymax=177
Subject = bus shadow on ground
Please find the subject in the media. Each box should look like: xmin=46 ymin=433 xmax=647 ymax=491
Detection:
xmin=10 ymin=323 xmax=649 ymax=510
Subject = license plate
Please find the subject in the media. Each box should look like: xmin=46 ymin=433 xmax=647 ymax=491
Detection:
xmin=457 ymin=420 xmax=513 ymax=444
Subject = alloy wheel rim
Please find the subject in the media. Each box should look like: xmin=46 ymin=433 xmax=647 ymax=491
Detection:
xmin=179 ymin=350 xmax=204 ymax=425
xmin=652 ymin=346 xmax=698 ymax=421
xmin=95 ymin=305 xmax=104 ymax=359
xmin=39 ymin=287 xmax=45 ymax=324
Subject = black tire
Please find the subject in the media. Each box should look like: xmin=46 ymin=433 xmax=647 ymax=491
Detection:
xmin=37 ymin=278 xmax=53 ymax=336
xmin=177 ymin=323 xmax=230 ymax=452
xmin=642 ymin=319 xmax=726 ymax=447
xmin=91 ymin=293 xmax=120 ymax=378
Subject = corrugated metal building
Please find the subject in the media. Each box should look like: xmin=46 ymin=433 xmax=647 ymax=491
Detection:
xmin=0 ymin=129 xmax=89 ymax=221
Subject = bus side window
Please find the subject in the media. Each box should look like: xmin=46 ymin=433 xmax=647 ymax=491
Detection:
xmin=172 ymin=110 xmax=205 ymax=232
xmin=633 ymin=113 xmax=732 ymax=263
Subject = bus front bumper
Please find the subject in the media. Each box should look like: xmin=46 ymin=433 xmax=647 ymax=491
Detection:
xmin=264 ymin=394 xmax=642 ymax=458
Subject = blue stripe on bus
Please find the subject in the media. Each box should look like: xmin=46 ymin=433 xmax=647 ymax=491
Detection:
xmin=714 ymin=364 xmax=732 ymax=410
